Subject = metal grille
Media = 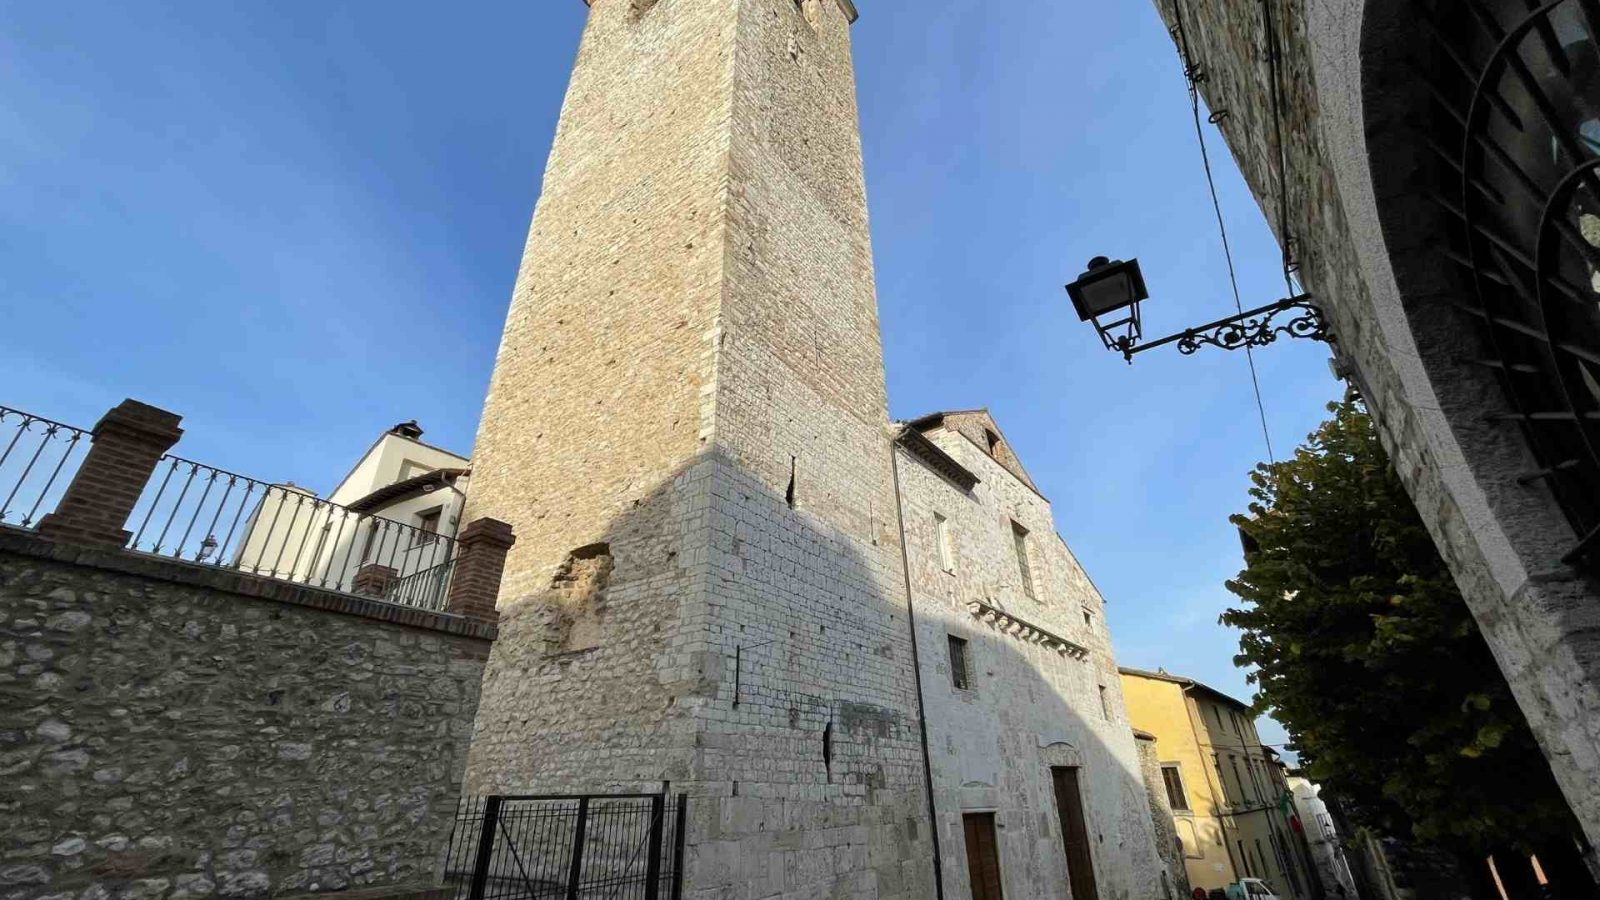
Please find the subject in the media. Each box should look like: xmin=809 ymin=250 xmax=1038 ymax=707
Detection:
xmin=1417 ymin=0 xmax=1600 ymax=567
xmin=126 ymin=455 xmax=458 ymax=609
xmin=0 ymin=406 xmax=88 ymax=530
xmin=442 ymin=793 xmax=686 ymax=900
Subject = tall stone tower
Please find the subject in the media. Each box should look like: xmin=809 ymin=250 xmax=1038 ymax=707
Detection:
xmin=462 ymin=0 xmax=935 ymax=895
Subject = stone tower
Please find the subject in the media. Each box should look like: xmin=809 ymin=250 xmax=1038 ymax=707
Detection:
xmin=462 ymin=0 xmax=935 ymax=895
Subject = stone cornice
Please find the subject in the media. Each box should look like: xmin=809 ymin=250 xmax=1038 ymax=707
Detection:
xmin=894 ymin=426 xmax=980 ymax=491
xmin=966 ymin=599 xmax=1089 ymax=659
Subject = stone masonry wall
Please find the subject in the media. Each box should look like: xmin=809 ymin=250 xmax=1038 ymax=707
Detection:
xmin=1136 ymin=735 xmax=1192 ymax=900
xmin=462 ymin=0 xmax=734 ymax=802
xmin=687 ymin=0 xmax=936 ymax=896
xmin=1148 ymin=0 xmax=1600 ymax=851
xmin=462 ymin=1 xmax=936 ymax=897
xmin=894 ymin=415 xmax=1167 ymax=900
xmin=0 ymin=530 xmax=491 ymax=900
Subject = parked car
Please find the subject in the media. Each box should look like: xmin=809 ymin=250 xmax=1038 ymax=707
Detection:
xmin=1235 ymin=879 xmax=1283 ymax=900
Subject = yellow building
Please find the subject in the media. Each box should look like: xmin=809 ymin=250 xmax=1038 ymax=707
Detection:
xmin=1120 ymin=667 xmax=1318 ymax=900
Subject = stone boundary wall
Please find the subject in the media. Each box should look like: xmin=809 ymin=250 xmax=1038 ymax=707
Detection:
xmin=0 ymin=528 xmax=494 ymax=900
xmin=1134 ymin=733 xmax=1192 ymax=900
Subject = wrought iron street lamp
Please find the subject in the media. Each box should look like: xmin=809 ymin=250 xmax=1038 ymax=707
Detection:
xmin=1065 ymin=255 xmax=1331 ymax=362
xmin=1066 ymin=256 xmax=1148 ymax=354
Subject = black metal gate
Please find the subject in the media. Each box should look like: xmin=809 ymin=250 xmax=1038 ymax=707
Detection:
xmin=443 ymin=793 xmax=687 ymax=900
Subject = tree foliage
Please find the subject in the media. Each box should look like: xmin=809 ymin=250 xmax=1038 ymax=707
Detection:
xmin=1223 ymin=399 xmax=1573 ymax=852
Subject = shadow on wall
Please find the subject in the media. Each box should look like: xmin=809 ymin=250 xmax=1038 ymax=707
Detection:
xmin=459 ymin=447 xmax=1166 ymax=900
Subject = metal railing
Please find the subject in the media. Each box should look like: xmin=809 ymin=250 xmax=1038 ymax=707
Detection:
xmin=125 ymin=455 xmax=457 ymax=609
xmin=443 ymin=793 xmax=687 ymax=900
xmin=0 ymin=406 xmax=89 ymax=530
xmin=386 ymin=559 xmax=457 ymax=612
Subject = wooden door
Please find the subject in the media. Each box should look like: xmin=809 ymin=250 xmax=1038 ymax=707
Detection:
xmin=962 ymin=813 xmax=1005 ymax=900
xmin=1052 ymin=767 xmax=1100 ymax=900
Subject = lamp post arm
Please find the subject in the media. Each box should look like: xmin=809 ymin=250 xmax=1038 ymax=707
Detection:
xmin=1117 ymin=293 xmax=1328 ymax=362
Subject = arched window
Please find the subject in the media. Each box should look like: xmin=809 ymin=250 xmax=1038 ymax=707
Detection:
xmin=1407 ymin=0 xmax=1600 ymax=567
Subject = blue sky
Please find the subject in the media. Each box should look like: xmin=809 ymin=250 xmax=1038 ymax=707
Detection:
xmin=1 ymin=1 xmax=1339 ymax=751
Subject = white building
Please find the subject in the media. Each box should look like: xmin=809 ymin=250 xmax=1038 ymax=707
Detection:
xmin=234 ymin=421 xmax=469 ymax=608
xmin=1288 ymin=777 xmax=1361 ymax=900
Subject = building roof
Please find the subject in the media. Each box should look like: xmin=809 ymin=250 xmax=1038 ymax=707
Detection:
xmin=906 ymin=408 xmax=988 ymax=429
xmin=328 ymin=427 xmax=470 ymax=502
xmin=346 ymin=467 xmax=469 ymax=514
xmin=907 ymin=409 xmax=1042 ymax=496
xmin=1119 ymin=666 xmax=1254 ymax=711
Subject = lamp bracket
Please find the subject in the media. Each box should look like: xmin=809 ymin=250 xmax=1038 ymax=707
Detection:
xmin=1113 ymin=294 xmax=1330 ymax=363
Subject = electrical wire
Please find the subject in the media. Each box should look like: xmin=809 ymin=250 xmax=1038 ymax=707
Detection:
xmin=1170 ymin=0 xmax=1278 ymax=463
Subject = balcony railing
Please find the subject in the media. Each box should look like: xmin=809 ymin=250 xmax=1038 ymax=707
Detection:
xmin=3 ymin=398 xmax=511 ymax=627
xmin=0 ymin=406 xmax=89 ymax=530
xmin=125 ymin=455 xmax=458 ymax=609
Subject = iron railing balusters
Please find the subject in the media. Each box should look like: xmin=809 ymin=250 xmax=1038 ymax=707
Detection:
xmin=120 ymin=454 xmax=458 ymax=610
xmin=21 ymin=424 xmax=83 ymax=528
xmin=174 ymin=467 xmax=218 ymax=560
xmin=0 ymin=408 xmax=90 ymax=529
xmin=196 ymin=473 xmax=239 ymax=563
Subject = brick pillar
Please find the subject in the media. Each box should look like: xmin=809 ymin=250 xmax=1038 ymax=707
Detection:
xmin=445 ymin=518 xmax=515 ymax=625
xmin=352 ymin=564 xmax=399 ymax=598
xmin=36 ymin=399 xmax=183 ymax=548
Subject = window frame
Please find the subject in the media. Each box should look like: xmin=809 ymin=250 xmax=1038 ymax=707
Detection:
xmin=1231 ymin=755 xmax=1254 ymax=803
xmin=934 ymin=512 xmax=956 ymax=574
xmin=1160 ymin=763 xmax=1191 ymax=812
xmin=414 ymin=505 xmax=443 ymax=546
xmin=1212 ymin=753 xmax=1232 ymax=806
xmin=984 ymin=428 xmax=1001 ymax=456
xmin=947 ymin=634 xmax=971 ymax=691
xmin=1010 ymin=519 xmax=1036 ymax=601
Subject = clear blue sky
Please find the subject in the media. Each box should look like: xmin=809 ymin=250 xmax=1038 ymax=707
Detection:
xmin=1 ymin=1 xmax=1339 ymax=751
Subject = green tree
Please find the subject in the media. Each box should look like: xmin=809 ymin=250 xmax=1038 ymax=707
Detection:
xmin=1223 ymin=399 xmax=1590 ymax=895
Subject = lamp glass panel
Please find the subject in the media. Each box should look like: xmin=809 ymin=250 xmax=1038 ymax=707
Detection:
xmin=1079 ymin=272 xmax=1136 ymax=317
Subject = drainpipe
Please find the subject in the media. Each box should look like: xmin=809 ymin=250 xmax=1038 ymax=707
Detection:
xmin=889 ymin=429 xmax=946 ymax=900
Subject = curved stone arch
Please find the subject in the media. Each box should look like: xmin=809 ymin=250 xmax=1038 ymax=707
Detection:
xmin=1037 ymin=739 xmax=1084 ymax=770
xmin=1358 ymin=0 xmax=1595 ymax=582
xmin=1292 ymin=0 xmax=1600 ymax=848
xmin=959 ymin=780 xmax=1002 ymax=812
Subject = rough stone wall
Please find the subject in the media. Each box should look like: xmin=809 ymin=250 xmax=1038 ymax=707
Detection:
xmin=462 ymin=1 xmax=935 ymax=897
xmin=894 ymin=417 xmax=1167 ymax=900
xmin=1136 ymin=735 xmax=1192 ymax=900
xmin=461 ymin=0 xmax=734 ymax=798
xmin=686 ymin=0 xmax=935 ymax=896
xmin=0 ymin=532 xmax=490 ymax=900
xmin=1148 ymin=0 xmax=1600 ymax=851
